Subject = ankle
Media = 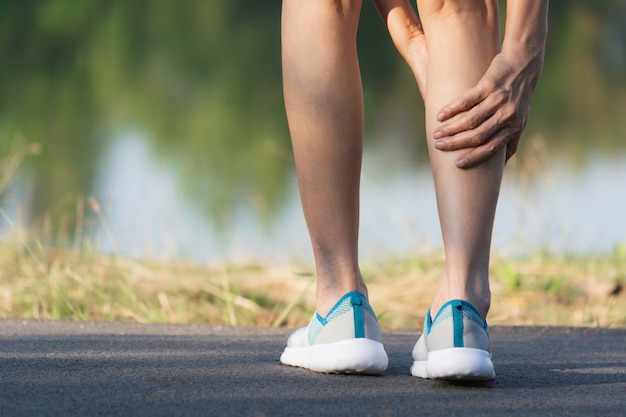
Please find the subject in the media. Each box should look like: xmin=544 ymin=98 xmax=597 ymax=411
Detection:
xmin=313 ymin=259 xmax=367 ymax=316
xmin=430 ymin=272 xmax=491 ymax=320
xmin=315 ymin=279 xmax=368 ymax=317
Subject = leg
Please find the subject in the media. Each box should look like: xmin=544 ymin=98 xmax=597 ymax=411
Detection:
xmin=280 ymin=1 xmax=388 ymax=374
xmin=282 ymin=0 xmax=366 ymax=316
xmin=417 ymin=0 xmax=503 ymax=319
xmin=408 ymin=0 xmax=502 ymax=381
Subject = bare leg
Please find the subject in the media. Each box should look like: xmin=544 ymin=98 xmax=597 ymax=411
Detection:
xmin=282 ymin=0 xmax=366 ymax=316
xmin=417 ymin=0 xmax=504 ymax=319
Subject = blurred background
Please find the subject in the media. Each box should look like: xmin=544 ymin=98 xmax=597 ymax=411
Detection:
xmin=1 ymin=0 xmax=625 ymax=266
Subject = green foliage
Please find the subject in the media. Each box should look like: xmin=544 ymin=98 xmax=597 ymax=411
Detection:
xmin=1 ymin=0 xmax=625 ymax=244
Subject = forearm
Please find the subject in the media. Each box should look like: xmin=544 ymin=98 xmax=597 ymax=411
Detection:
xmin=372 ymin=0 xmax=421 ymax=39
xmin=372 ymin=0 xmax=427 ymax=94
xmin=502 ymin=1 xmax=549 ymax=65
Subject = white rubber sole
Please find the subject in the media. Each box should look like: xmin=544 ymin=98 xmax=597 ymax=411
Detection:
xmin=280 ymin=338 xmax=388 ymax=374
xmin=411 ymin=347 xmax=495 ymax=381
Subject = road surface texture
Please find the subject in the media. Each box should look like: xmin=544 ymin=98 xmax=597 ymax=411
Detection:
xmin=1 ymin=319 xmax=625 ymax=416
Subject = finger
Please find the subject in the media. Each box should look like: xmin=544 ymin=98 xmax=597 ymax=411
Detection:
xmin=434 ymin=92 xmax=504 ymax=140
xmin=455 ymin=130 xmax=512 ymax=169
xmin=436 ymin=82 xmax=490 ymax=122
xmin=434 ymin=113 xmax=503 ymax=152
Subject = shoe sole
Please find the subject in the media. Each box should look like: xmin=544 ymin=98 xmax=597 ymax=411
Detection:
xmin=280 ymin=338 xmax=388 ymax=374
xmin=411 ymin=347 xmax=495 ymax=381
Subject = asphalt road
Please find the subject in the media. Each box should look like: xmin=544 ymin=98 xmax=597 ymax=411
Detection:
xmin=1 ymin=319 xmax=625 ymax=417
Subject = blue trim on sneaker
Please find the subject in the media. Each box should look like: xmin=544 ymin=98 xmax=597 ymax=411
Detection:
xmin=310 ymin=291 xmax=370 ymax=343
xmin=451 ymin=300 xmax=465 ymax=347
xmin=427 ymin=300 xmax=488 ymax=339
xmin=424 ymin=308 xmax=433 ymax=335
xmin=351 ymin=292 xmax=365 ymax=338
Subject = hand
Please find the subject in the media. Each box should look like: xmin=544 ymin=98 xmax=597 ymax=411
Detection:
xmin=433 ymin=50 xmax=544 ymax=169
xmin=373 ymin=0 xmax=427 ymax=96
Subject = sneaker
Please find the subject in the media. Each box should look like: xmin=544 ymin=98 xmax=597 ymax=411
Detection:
xmin=280 ymin=291 xmax=388 ymax=374
xmin=410 ymin=299 xmax=495 ymax=381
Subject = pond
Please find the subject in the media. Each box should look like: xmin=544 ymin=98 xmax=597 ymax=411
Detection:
xmin=76 ymin=132 xmax=626 ymax=265
xmin=1 ymin=1 xmax=625 ymax=265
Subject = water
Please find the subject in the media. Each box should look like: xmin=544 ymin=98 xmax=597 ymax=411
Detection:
xmin=86 ymin=132 xmax=626 ymax=265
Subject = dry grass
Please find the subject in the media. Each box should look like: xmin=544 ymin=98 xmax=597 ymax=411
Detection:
xmin=1 ymin=241 xmax=624 ymax=328
xmin=364 ymin=250 xmax=625 ymax=328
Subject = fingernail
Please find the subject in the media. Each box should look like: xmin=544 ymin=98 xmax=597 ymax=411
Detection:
xmin=456 ymin=158 xmax=468 ymax=168
xmin=436 ymin=112 xmax=444 ymax=121
xmin=434 ymin=140 xmax=445 ymax=150
xmin=433 ymin=131 xmax=442 ymax=139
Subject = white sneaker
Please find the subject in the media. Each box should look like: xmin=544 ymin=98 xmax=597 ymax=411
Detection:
xmin=411 ymin=300 xmax=495 ymax=381
xmin=280 ymin=292 xmax=388 ymax=374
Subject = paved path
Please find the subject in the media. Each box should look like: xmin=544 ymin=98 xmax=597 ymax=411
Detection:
xmin=1 ymin=319 xmax=625 ymax=416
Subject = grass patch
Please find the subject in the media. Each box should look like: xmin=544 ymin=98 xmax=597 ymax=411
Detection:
xmin=1 ymin=240 xmax=624 ymax=328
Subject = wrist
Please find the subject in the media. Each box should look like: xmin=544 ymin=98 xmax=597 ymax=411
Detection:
xmin=503 ymin=36 xmax=545 ymax=54
xmin=500 ymin=38 xmax=546 ymax=73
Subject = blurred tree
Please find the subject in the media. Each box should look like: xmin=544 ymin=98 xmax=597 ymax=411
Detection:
xmin=0 ymin=0 xmax=624 ymax=243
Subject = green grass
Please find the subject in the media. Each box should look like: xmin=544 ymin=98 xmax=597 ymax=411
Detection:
xmin=0 ymin=239 xmax=624 ymax=328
